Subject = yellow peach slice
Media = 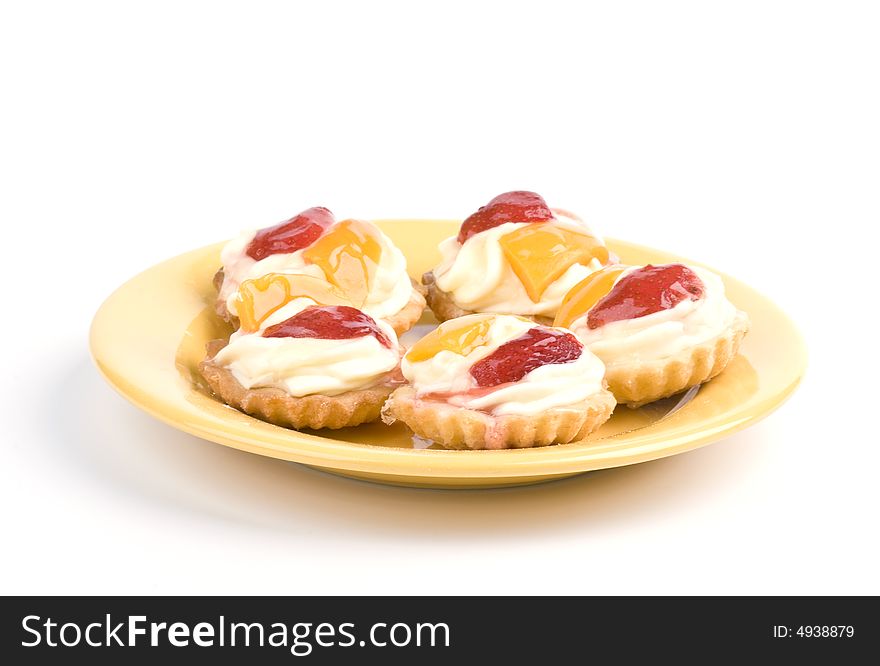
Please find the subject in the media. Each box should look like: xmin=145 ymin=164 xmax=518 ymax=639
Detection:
xmin=553 ymin=265 xmax=629 ymax=329
xmin=405 ymin=315 xmax=497 ymax=363
xmin=233 ymin=273 xmax=352 ymax=333
xmin=499 ymin=223 xmax=610 ymax=302
xmin=302 ymin=219 xmax=383 ymax=308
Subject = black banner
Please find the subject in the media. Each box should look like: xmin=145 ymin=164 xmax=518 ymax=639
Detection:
xmin=1 ymin=597 xmax=875 ymax=663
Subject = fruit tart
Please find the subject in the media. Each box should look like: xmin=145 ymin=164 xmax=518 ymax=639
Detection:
xmin=422 ymin=191 xmax=611 ymax=324
xmin=214 ymin=206 xmax=425 ymax=335
xmin=199 ymin=281 xmax=404 ymax=429
xmin=555 ymin=263 xmax=750 ymax=407
xmin=382 ymin=314 xmax=615 ymax=449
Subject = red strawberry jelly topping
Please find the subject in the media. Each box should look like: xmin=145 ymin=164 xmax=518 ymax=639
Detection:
xmin=469 ymin=328 xmax=583 ymax=388
xmin=246 ymin=207 xmax=334 ymax=261
xmin=262 ymin=305 xmax=392 ymax=348
xmin=457 ymin=191 xmax=554 ymax=244
xmin=587 ymin=264 xmax=705 ymax=330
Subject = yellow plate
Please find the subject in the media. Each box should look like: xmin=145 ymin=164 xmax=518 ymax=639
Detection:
xmin=90 ymin=220 xmax=805 ymax=488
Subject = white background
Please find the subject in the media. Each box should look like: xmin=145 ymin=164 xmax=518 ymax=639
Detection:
xmin=2 ymin=1 xmax=878 ymax=595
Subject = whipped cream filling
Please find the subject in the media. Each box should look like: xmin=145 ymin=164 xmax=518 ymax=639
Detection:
xmin=402 ymin=315 xmax=607 ymax=416
xmin=569 ymin=266 xmax=739 ymax=366
xmin=219 ymin=222 xmax=413 ymax=321
xmin=433 ymin=213 xmax=606 ymax=317
xmin=213 ymin=304 xmax=401 ymax=397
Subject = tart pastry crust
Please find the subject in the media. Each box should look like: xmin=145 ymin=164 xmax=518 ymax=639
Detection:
xmin=213 ymin=268 xmax=426 ymax=335
xmin=605 ymin=311 xmax=750 ymax=408
xmin=382 ymin=385 xmax=616 ymax=450
xmin=199 ymin=339 xmax=395 ymax=429
xmin=213 ymin=268 xmax=231 ymax=321
xmin=421 ymin=270 xmax=552 ymax=326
